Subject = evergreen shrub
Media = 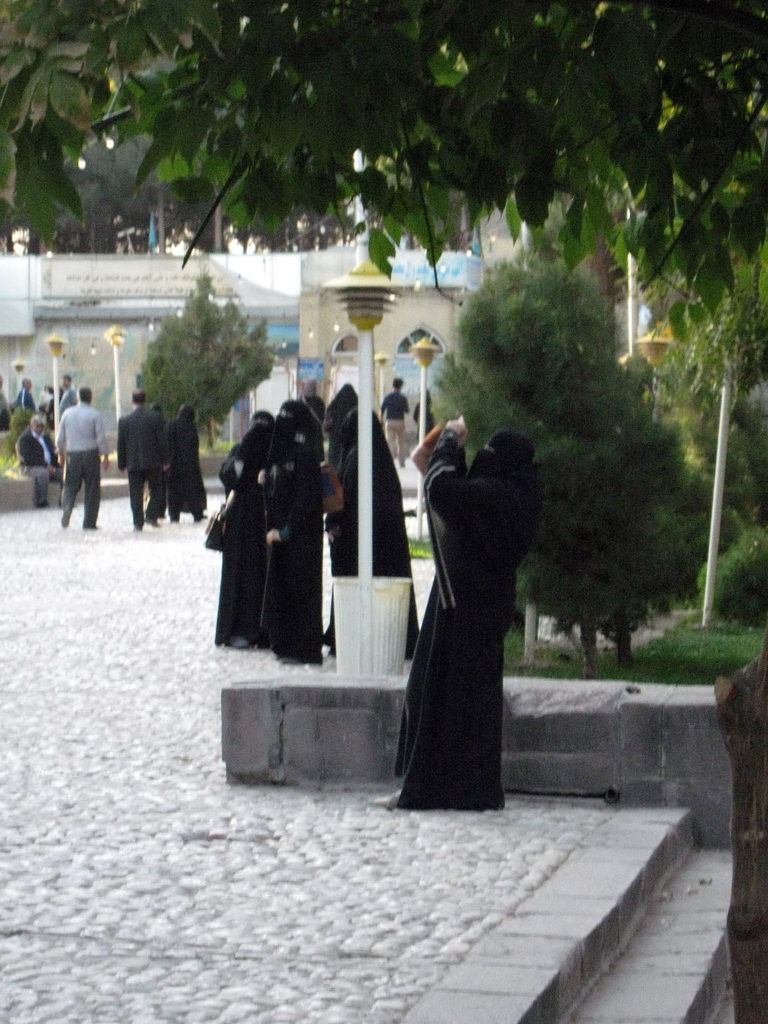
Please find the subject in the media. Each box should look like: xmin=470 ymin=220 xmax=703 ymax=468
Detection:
xmin=707 ymin=528 xmax=768 ymax=626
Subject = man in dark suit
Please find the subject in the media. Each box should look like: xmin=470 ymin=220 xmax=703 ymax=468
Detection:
xmin=15 ymin=377 xmax=35 ymax=411
xmin=117 ymin=389 xmax=168 ymax=531
xmin=17 ymin=414 xmax=63 ymax=507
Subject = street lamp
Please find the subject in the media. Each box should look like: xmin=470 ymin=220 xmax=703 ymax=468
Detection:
xmin=374 ymin=351 xmax=388 ymax=409
xmin=104 ymin=324 xmax=125 ymax=422
xmin=411 ymin=338 xmax=440 ymax=540
xmin=636 ymin=323 xmax=672 ymax=420
xmin=12 ymin=358 xmax=25 ymax=386
xmin=324 ymin=260 xmax=397 ymax=675
xmin=45 ymin=332 xmax=68 ymax=435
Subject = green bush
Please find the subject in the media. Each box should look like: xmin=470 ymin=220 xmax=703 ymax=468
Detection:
xmin=706 ymin=528 xmax=768 ymax=626
xmin=1 ymin=406 xmax=33 ymax=461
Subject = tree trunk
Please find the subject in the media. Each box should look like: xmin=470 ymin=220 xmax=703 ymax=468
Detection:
xmin=715 ymin=637 xmax=768 ymax=1024
xmin=580 ymin=618 xmax=599 ymax=679
xmin=614 ymin=610 xmax=633 ymax=666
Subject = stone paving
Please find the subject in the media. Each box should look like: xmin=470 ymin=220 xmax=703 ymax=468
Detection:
xmin=0 ymin=491 xmax=615 ymax=1023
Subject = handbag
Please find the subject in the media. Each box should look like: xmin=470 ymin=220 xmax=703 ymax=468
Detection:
xmin=204 ymin=491 xmax=235 ymax=552
xmin=204 ymin=507 xmax=226 ymax=551
xmin=320 ymin=460 xmax=344 ymax=514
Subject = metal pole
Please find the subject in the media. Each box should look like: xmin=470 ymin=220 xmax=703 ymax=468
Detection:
xmin=627 ymin=251 xmax=638 ymax=357
xmin=352 ymin=148 xmax=374 ymax=674
xmin=416 ymin=362 xmax=428 ymax=540
xmin=113 ymin=343 xmax=122 ymax=422
xmin=702 ymin=363 xmax=732 ymax=627
xmin=358 ymin=326 xmax=374 ymax=675
xmin=52 ymin=355 xmax=60 ymax=436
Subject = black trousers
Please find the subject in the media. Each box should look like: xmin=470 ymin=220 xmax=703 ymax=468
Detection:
xmin=127 ymin=467 xmax=165 ymax=528
xmin=62 ymin=449 xmax=101 ymax=527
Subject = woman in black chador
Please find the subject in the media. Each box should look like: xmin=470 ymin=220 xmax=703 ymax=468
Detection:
xmin=395 ymin=418 xmax=541 ymax=810
xmin=324 ymin=409 xmax=419 ymax=657
xmin=262 ymin=400 xmax=324 ymax=665
xmin=166 ymin=404 xmax=207 ymax=522
xmin=322 ymin=383 xmax=357 ymax=470
xmin=215 ymin=410 xmax=274 ymax=649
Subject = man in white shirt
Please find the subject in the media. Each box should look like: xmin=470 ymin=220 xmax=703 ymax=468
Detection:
xmin=56 ymin=387 xmax=110 ymax=529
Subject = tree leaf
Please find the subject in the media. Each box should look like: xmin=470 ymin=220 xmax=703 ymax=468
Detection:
xmin=49 ymin=71 xmax=91 ymax=131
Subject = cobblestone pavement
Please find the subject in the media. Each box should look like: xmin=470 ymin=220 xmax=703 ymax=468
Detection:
xmin=0 ymin=494 xmax=613 ymax=1023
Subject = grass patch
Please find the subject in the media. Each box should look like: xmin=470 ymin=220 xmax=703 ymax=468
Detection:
xmin=409 ymin=538 xmax=433 ymax=559
xmin=504 ymin=616 xmax=763 ymax=685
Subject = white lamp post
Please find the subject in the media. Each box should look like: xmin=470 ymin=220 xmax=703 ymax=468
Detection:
xmin=12 ymin=358 xmax=25 ymax=389
xmin=45 ymin=332 xmax=68 ymax=435
xmin=324 ymin=260 xmax=396 ymax=675
xmin=411 ymin=338 xmax=439 ymax=541
xmin=104 ymin=324 xmax=125 ymax=422
xmin=374 ymin=351 xmax=389 ymax=411
xmin=702 ymin=362 xmax=733 ymax=627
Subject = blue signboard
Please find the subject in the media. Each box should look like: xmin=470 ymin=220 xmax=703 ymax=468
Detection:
xmin=298 ymin=358 xmax=325 ymax=381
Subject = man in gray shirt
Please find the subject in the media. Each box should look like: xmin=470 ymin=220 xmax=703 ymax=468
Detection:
xmin=56 ymin=386 xmax=110 ymax=529
xmin=59 ymin=374 xmax=77 ymax=416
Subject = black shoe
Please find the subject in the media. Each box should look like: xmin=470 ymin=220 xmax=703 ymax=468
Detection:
xmin=36 ymin=500 xmax=49 ymax=508
xmin=61 ymin=511 xmax=71 ymax=528
xmin=83 ymin=525 xmax=99 ymax=530
xmin=228 ymin=635 xmax=250 ymax=650
xmin=146 ymin=518 xmax=160 ymax=528
xmin=133 ymin=525 xmax=143 ymax=532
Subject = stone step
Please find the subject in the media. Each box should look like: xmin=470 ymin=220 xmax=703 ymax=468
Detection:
xmin=564 ymin=848 xmax=731 ymax=1024
xmin=400 ymin=807 xmax=695 ymax=1024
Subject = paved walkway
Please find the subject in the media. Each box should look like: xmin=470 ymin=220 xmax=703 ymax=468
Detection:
xmin=1 ymin=488 xmax=623 ymax=1023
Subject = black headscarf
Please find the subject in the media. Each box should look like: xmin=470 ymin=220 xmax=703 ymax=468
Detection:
xmin=239 ymin=409 xmax=275 ymax=466
xmin=268 ymin=399 xmax=317 ymax=466
xmin=468 ymin=428 xmax=536 ymax=480
xmin=173 ymin=403 xmax=198 ymax=447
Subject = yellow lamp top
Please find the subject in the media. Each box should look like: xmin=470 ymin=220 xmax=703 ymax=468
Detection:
xmin=46 ymin=332 xmax=68 ymax=357
xmin=104 ymin=324 xmax=125 ymax=346
xmin=411 ymin=338 xmax=440 ymax=367
xmin=324 ymin=260 xmax=397 ymax=331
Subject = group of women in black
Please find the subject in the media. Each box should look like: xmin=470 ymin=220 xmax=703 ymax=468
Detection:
xmin=214 ymin=389 xmax=417 ymax=665
xmin=213 ymin=388 xmax=541 ymax=814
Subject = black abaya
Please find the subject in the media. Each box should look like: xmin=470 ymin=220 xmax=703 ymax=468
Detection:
xmin=262 ymin=401 xmax=324 ymax=664
xmin=214 ymin=412 xmax=274 ymax=647
xmin=166 ymin=404 xmax=207 ymax=521
xmin=395 ymin=427 xmax=541 ymax=810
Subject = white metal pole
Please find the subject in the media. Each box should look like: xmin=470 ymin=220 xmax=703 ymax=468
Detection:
xmin=52 ymin=355 xmax=60 ymax=436
xmin=627 ymin=251 xmax=638 ymax=357
xmin=702 ymin=363 xmax=732 ymax=627
xmin=353 ymin=148 xmax=374 ymax=674
xmin=416 ymin=362 xmax=428 ymax=540
xmin=113 ymin=343 xmax=122 ymax=422
xmin=358 ymin=326 xmax=374 ymax=675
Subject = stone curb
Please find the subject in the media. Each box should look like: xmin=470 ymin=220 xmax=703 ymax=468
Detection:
xmin=221 ymin=677 xmax=731 ymax=847
xmin=567 ymin=849 xmax=731 ymax=1024
xmin=400 ymin=808 xmax=695 ymax=1023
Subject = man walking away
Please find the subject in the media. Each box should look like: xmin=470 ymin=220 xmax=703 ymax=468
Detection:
xmin=57 ymin=387 xmax=110 ymax=530
xmin=380 ymin=377 xmax=409 ymax=468
xmin=117 ymin=389 xmax=168 ymax=531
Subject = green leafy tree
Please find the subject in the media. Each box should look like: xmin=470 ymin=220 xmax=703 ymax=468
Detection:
xmin=438 ymin=257 xmax=691 ymax=677
xmin=1 ymin=3 xmax=768 ymax=305
xmin=142 ymin=272 xmax=272 ymax=446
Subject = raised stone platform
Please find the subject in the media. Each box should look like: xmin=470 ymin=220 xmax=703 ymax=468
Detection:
xmin=221 ymin=676 xmax=731 ymax=848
